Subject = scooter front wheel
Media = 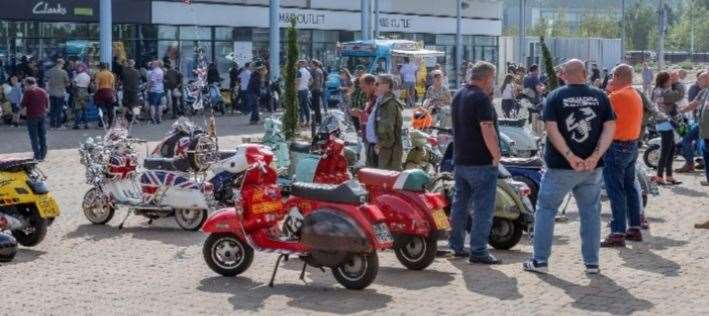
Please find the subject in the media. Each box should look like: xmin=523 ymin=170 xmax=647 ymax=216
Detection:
xmin=331 ymin=252 xmax=379 ymax=290
xmin=394 ymin=235 xmax=437 ymax=270
xmin=174 ymin=209 xmax=208 ymax=231
xmin=203 ymin=233 xmax=254 ymax=277
xmin=82 ymin=188 xmax=115 ymax=225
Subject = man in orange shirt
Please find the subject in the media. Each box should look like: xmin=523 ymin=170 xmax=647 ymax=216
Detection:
xmin=601 ymin=64 xmax=644 ymax=247
xmin=94 ymin=62 xmax=116 ymax=128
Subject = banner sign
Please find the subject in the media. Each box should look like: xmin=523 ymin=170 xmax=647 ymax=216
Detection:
xmin=0 ymin=0 xmax=151 ymax=24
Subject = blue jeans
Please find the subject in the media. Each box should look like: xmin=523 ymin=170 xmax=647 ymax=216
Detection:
xmin=704 ymin=138 xmax=709 ymax=182
xmin=248 ymin=93 xmax=260 ymax=123
xmin=298 ymin=89 xmax=310 ymax=124
xmin=26 ymin=117 xmax=47 ymax=160
xmin=604 ymin=142 xmax=641 ymax=234
xmin=533 ymin=168 xmax=603 ymax=266
xmin=448 ymin=165 xmax=499 ymax=257
xmin=49 ymin=96 xmax=64 ymax=127
xmin=680 ymin=125 xmax=699 ymax=162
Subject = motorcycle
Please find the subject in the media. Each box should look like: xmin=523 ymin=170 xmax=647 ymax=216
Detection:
xmin=0 ymin=158 xmax=60 ymax=248
xmin=79 ymin=126 xmax=218 ymax=231
xmin=503 ymin=156 xmax=659 ymax=210
xmin=498 ymin=117 xmax=541 ymax=158
xmin=429 ymin=141 xmax=535 ymax=249
xmin=201 ymin=144 xmax=393 ymax=290
xmin=403 ymin=128 xmax=443 ymax=175
xmin=643 ymin=125 xmax=705 ymax=169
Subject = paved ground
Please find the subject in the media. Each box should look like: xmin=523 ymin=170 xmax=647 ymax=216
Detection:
xmin=1 ymin=113 xmax=709 ymax=315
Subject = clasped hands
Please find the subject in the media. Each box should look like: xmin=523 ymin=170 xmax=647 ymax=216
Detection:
xmin=566 ymin=153 xmax=600 ymax=172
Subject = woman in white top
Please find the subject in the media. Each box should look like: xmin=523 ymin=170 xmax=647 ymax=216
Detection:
xmin=500 ymin=74 xmax=518 ymax=118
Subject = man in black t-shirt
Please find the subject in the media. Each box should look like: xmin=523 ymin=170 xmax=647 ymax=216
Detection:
xmin=448 ymin=61 xmax=503 ymax=265
xmin=523 ymin=59 xmax=616 ymax=275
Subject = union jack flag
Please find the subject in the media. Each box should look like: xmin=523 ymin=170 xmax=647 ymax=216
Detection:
xmin=108 ymin=155 xmax=137 ymax=180
xmin=140 ymin=171 xmax=201 ymax=197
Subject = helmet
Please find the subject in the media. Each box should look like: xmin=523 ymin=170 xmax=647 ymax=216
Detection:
xmin=412 ymin=107 xmax=432 ymax=130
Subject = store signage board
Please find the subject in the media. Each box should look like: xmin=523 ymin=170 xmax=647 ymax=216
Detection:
xmin=153 ymin=2 xmax=501 ymax=36
xmin=0 ymin=0 xmax=150 ymax=24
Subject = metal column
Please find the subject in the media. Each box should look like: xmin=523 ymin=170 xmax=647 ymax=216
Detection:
xmin=361 ymin=0 xmax=370 ymax=40
xmin=270 ymin=0 xmax=280 ymax=81
xmin=456 ymin=0 xmax=463 ymax=87
xmin=518 ymin=0 xmax=526 ymax=65
xmin=620 ymin=0 xmax=625 ymax=62
xmin=374 ymin=0 xmax=380 ymax=39
xmin=657 ymin=0 xmax=666 ymax=70
xmin=99 ymin=0 xmax=112 ymax=67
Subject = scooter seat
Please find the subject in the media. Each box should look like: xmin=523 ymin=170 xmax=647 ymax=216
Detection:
xmin=143 ymin=157 xmax=191 ymax=172
xmin=218 ymin=150 xmax=237 ymax=160
xmin=290 ymin=141 xmax=311 ymax=153
xmin=501 ymin=157 xmax=544 ymax=168
xmin=290 ymin=180 xmax=367 ymax=205
xmin=356 ymin=168 xmax=401 ymax=188
xmin=0 ymin=158 xmax=36 ymax=171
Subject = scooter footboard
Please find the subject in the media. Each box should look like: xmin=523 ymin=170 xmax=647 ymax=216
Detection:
xmin=201 ymin=208 xmax=242 ymax=235
xmin=161 ymin=187 xmax=210 ymax=210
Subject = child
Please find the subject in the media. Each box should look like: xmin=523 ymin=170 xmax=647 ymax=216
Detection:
xmin=8 ymin=75 xmax=22 ymax=127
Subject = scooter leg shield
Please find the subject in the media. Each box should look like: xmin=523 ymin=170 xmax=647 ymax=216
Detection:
xmin=300 ymin=209 xmax=371 ymax=253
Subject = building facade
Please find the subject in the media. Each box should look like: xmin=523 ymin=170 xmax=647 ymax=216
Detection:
xmin=1 ymin=0 xmax=502 ymax=83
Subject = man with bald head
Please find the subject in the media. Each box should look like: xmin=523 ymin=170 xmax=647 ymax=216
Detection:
xmin=600 ymin=64 xmax=644 ymax=247
xmin=524 ymin=59 xmax=616 ymax=274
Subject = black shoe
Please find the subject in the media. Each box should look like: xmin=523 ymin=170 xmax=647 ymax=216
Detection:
xmin=452 ymin=250 xmax=469 ymax=258
xmin=468 ymin=254 xmax=502 ymax=265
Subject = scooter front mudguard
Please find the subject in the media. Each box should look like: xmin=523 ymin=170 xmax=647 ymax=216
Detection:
xmin=201 ymin=208 xmax=243 ymax=235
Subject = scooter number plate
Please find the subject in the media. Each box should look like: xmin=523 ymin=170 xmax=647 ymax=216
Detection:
xmin=373 ymin=223 xmax=393 ymax=244
xmin=431 ymin=209 xmax=449 ymax=230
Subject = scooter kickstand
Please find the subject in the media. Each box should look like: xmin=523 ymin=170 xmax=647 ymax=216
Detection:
xmin=118 ymin=210 xmax=133 ymax=230
xmin=299 ymin=262 xmax=307 ymax=283
xmin=268 ymin=254 xmax=287 ymax=288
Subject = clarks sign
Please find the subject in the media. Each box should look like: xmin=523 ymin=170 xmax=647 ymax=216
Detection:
xmin=32 ymin=2 xmax=68 ymax=15
xmin=0 ymin=0 xmax=150 ymax=24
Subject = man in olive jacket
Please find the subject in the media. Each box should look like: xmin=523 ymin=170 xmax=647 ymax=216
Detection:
xmin=370 ymin=74 xmax=404 ymax=170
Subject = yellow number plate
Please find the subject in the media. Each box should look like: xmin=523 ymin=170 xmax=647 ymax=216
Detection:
xmin=431 ymin=209 xmax=449 ymax=230
xmin=37 ymin=195 xmax=60 ymax=218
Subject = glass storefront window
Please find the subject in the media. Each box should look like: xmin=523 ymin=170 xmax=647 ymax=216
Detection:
xmin=159 ymin=25 xmax=178 ymax=40
xmin=159 ymin=40 xmax=180 ymax=68
xmin=215 ymin=41 xmax=233 ymax=85
xmin=475 ymin=36 xmax=496 ymax=46
xmin=234 ymin=28 xmax=252 ymax=41
xmin=8 ymin=22 xmax=37 ymax=38
xmin=180 ymin=26 xmax=210 ymax=40
xmin=113 ymin=24 xmax=136 ymax=39
xmin=215 ymin=27 xmax=232 ymax=41
xmin=180 ymin=40 xmax=212 ymax=80
xmin=39 ymin=23 xmax=88 ymax=38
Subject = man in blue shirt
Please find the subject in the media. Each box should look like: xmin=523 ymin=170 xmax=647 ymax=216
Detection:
xmin=448 ymin=61 xmax=503 ymax=265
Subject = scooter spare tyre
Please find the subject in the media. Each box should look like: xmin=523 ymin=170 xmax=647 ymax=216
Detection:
xmin=643 ymin=144 xmax=661 ymax=169
xmin=11 ymin=206 xmax=48 ymax=247
xmin=175 ymin=209 xmax=208 ymax=231
xmin=332 ymin=252 xmax=379 ymax=290
xmin=0 ymin=233 xmax=17 ymax=262
xmin=203 ymin=233 xmax=254 ymax=277
xmin=394 ymin=234 xmax=437 ymax=270
xmin=488 ymin=218 xmax=524 ymax=250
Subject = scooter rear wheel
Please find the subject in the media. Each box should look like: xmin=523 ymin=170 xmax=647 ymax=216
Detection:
xmin=203 ymin=233 xmax=254 ymax=277
xmin=174 ymin=209 xmax=208 ymax=231
xmin=488 ymin=218 xmax=524 ymax=250
xmin=394 ymin=234 xmax=437 ymax=270
xmin=11 ymin=205 xmax=48 ymax=247
xmin=332 ymin=252 xmax=379 ymax=290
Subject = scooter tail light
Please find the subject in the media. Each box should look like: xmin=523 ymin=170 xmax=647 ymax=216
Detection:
xmin=424 ymin=193 xmax=447 ymax=209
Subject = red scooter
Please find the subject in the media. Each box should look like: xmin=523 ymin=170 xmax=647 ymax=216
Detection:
xmin=312 ymin=136 xmax=449 ymax=270
xmin=201 ymin=145 xmax=393 ymax=290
